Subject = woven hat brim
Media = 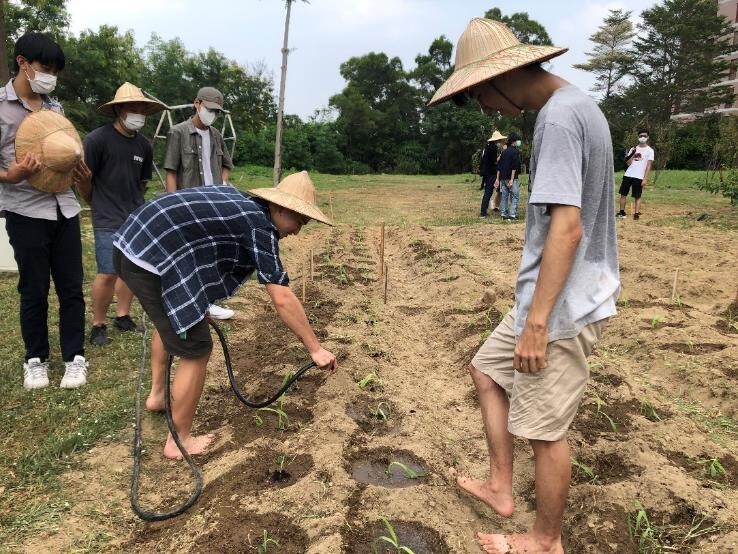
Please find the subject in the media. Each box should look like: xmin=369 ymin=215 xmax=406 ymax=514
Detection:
xmin=248 ymin=188 xmax=334 ymax=226
xmin=27 ymin=166 xmax=75 ymax=193
xmin=97 ymin=97 xmax=167 ymax=117
xmin=428 ymin=44 xmax=568 ymax=107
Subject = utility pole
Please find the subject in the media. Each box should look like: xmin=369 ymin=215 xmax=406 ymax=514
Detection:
xmin=0 ymin=0 xmax=10 ymax=84
xmin=272 ymin=0 xmax=293 ymax=187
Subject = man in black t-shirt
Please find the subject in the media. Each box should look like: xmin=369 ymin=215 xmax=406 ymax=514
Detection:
xmin=76 ymin=82 xmax=165 ymax=346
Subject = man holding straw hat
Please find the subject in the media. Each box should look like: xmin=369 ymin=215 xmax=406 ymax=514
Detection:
xmin=75 ymin=82 xmax=166 ymax=347
xmin=113 ymin=171 xmax=337 ymax=459
xmin=430 ymin=17 xmax=619 ymax=554
xmin=0 ymin=32 xmax=91 ymax=390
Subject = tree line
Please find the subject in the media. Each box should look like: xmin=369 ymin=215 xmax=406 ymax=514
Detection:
xmin=3 ymin=0 xmax=737 ymax=176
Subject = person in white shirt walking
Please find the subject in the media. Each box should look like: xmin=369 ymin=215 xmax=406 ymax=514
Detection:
xmin=617 ymin=129 xmax=654 ymax=221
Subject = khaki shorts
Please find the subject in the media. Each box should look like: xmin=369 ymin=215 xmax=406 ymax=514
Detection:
xmin=471 ymin=307 xmax=606 ymax=441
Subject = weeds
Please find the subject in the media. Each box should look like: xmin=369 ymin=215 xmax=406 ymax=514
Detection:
xmin=640 ymin=399 xmax=662 ymax=422
xmin=571 ymin=457 xmax=599 ymax=484
xmin=372 ymin=516 xmax=415 ymax=554
xmin=627 ymin=502 xmax=721 ymax=552
xmin=694 ymin=457 xmax=726 ymax=481
xmin=385 ymin=461 xmax=426 ymax=480
xmin=257 ymin=529 xmax=279 ymax=553
xmin=592 ymin=392 xmax=617 ymax=431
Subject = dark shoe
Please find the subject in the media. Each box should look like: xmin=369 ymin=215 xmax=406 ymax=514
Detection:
xmin=633 ymin=212 xmax=640 ymax=221
xmin=616 ymin=210 xmax=626 ymax=218
xmin=89 ymin=324 xmax=111 ymax=346
xmin=114 ymin=315 xmax=143 ymax=332
xmin=492 ymin=207 xmax=500 ymax=212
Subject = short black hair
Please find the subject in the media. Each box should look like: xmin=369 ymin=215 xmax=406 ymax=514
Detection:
xmin=507 ymin=132 xmax=519 ymax=146
xmin=638 ymin=128 xmax=649 ymax=136
xmin=13 ymin=32 xmax=65 ymax=73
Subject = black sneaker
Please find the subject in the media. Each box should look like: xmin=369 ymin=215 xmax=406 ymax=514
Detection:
xmin=633 ymin=212 xmax=640 ymax=221
xmin=114 ymin=315 xmax=143 ymax=332
xmin=616 ymin=210 xmax=626 ymax=218
xmin=89 ymin=324 xmax=111 ymax=346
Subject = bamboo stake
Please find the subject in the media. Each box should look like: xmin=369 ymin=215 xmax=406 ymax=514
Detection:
xmin=302 ymin=261 xmax=307 ymax=302
xmin=379 ymin=222 xmax=385 ymax=280
xmin=383 ymin=265 xmax=388 ymax=305
xmin=328 ymin=194 xmax=335 ymax=223
xmin=671 ymin=268 xmax=679 ymax=302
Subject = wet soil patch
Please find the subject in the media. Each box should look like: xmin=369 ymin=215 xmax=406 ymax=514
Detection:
xmin=659 ymin=342 xmax=727 ymax=355
xmin=663 ymin=450 xmax=738 ymax=488
xmin=208 ymin=450 xmax=313 ymax=495
xmin=464 ymin=388 xmax=479 ymax=407
xmin=347 ymin=448 xmax=429 ymax=488
xmin=191 ymin=511 xmax=309 ymax=553
xmin=591 ymin=373 xmax=625 ymax=387
xmin=571 ymin=452 xmax=642 ymax=485
xmin=345 ymin=397 xmax=400 ymax=435
xmin=343 ymin=519 xmax=450 ymax=554
xmin=572 ymin=399 xmax=641 ymax=444
xmin=563 ymin=501 xmax=635 ymax=554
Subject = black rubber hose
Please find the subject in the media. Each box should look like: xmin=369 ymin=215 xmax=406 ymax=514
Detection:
xmin=131 ymin=317 xmax=315 ymax=521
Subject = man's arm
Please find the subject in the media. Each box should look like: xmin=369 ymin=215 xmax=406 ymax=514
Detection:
xmin=0 ymin=153 xmax=42 ymax=184
xmin=642 ymin=160 xmax=653 ymax=186
xmin=165 ymin=170 xmax=178 ymax=193
xmin=221 ymin=167 xmax=231 ymax=183
xmin=73 ymin=160 xmax=93 ymax=204
xmin=514 ymin=204 xmax=582 ymax=373
xmin=265 ymin=283 xmax=337 ymax=370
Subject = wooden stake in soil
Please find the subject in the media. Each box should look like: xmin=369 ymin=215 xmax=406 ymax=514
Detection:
xmin=671 ymin=267 xmax=680 ymax=302
xmin=328 ymin=194 xmax=335 ymax=223
xmin=310 ymin=248 xmax=314 ymax=281
xmin=383 ymin=265 xmax=388 ymax=304
xmin=302 ymin=261 xmax=307 ymax=302
xmin=379 ymin=222 xmax=385 ymax=280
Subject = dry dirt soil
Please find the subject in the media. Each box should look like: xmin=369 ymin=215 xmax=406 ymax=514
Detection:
xmin=19 ymin=182 xmax=738 ymax=553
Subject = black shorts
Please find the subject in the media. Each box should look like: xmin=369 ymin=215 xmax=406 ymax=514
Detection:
xmin=113 ymin=248 xmax=213 ymax=359
xmin=619 ymin=175 xmax=643 ymax=199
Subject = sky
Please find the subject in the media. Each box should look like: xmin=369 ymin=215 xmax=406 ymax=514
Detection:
xmin=66 ymin=0 xmax=659 ymax=119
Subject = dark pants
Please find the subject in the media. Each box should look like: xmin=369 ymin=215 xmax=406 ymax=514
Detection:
xmin=5 ymin=209 xmax=85 ymax=362
xmin=480 ymin=174 xmax=495 ymax=216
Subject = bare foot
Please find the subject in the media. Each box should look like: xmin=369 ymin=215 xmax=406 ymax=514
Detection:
xmin=162 ymin=433 xmax=215 ymax=459
xmin=145 ymin=391 xmax=165 ymax=412
xmin=477 ymin=532 xmax=564 ymax=554
xmin=449 ymin=467 xmax=514 ymax=517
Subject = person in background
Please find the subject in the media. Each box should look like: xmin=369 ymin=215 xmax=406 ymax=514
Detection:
xmin=163 ymin=86 xmax=235 ymax=321
xmin=617 ymin=129 xmax=654 ymax=221
xmin=76 ymin=82 xmax=165 ymax=346
xmin=480 ymin=131 xmax=506 ymax=217
xmin=0 ymin=32 xmax=90 ymax=389
xmin=497 ymin=133 xmax=522 ymax=220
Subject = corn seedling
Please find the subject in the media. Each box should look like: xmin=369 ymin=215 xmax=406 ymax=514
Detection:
xmin=358 ymin=372 xmax=382 ymax=390
xmin=571 ymin=457 xmax=599 ymax=484
xmin=386 ymin=461 xmax=426 ymax=480
xmin=592 ymin=392 xmax=617 ymax=432
xmin=627 ymin=503 xmax=659 ymax=553
xmin=256 ymin=404 xmax=290 ymax=431
xmin=372 ymin=516 xmax=415 ymax=554
xmin=640 ymin=399 xmax=662 ymax=422
xmin=685 ymin=339 xmax=694 ymax=353
xmin=681 ymin=515 xmax=721 ymax=542
xmin=694 ymin=457 xmax=726 ymax=481
xmin=370 ymin=401 xmax=392 ymax=423
xmin=257 ymin=530 xmax=279 ymax=553
xmin=650 ymin=316 xmax=664 ymax=329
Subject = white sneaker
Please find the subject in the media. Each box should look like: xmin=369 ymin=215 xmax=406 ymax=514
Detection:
xmin=60 ymin=355 xmax=88 ymax=389
xmin=207 ymin=304 xmax=234 ymax=320
xmin=23 ymin=358 xmax=49 ymax=390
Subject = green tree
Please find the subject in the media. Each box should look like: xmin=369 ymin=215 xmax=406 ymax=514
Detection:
xmin=484 ymin=7 xmax=552 ymax=45
xmin=574 ymin=9 xmax=635 ymax=100
xmin=141 ymin=34 xmax=193 ymax=108
xmin=626 ymin=0 xmax=735 ymax=122
xmin=409 ymin=35 xmax=453 ymax=99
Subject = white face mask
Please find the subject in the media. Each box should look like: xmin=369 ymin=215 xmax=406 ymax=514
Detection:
xmin=198 ymin=106 xmax=217 ymax=127
xmin=123 ymin=113 xmax=146 ymax=132
xmin=25 ymin=67 xmax=57 ymax=95
xmin=638 ymin=136 xmax=648 ymax=144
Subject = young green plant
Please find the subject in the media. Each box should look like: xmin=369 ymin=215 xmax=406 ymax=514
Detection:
xmin=385 ymin=461 xmax=426 ymax=480
xmin=571 ymin=457 xmax=599 ymax=484
xmin=640 ymin=399 xmax=662 ymax=422
xmin=258 ymin=529 xmax=279 ymax=553
xmin=592 ymin=391 xmax=617 ymax=432
xmin=357 ymin=372 xmax=382 ymax=390
xmin=372 ymin=516 xmax=415 ymax=554
xmin=370 ymin=401 xmax=392 ymax=423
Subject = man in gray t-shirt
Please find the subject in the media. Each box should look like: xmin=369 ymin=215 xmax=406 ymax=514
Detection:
xmin=429 ymin=17 xmax=619 ymax=554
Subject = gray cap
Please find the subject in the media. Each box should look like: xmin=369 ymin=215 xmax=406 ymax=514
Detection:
xmin=196 ymin=86 xmax=224 ymax=111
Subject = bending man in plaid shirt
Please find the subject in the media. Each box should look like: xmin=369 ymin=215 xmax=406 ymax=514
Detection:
xmin=114 ymin=172 xmax=337 ymax=458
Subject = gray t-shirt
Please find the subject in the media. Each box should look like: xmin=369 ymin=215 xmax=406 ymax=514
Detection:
xmin=515 ymin=85 xmax=620 ymax=341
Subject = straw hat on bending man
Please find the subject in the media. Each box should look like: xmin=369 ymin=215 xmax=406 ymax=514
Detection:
xmin=429 ymin=17 xmax=619 ymax=554
xmin=113 ymin=171 xmax=337 ymax=459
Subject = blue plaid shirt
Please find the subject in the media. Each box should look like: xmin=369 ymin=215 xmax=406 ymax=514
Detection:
xmin=114 ymin=185 xmax=288 ymax=334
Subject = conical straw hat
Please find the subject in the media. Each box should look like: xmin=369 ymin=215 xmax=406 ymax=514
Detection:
xmin=248 ymin=171 xmax=333 ymax=226
xmin=429 ymin=18 xmax=567 ymax=106
xmin=488 ymin=130 xmax=507 ymax=141
xmin=97 ymin=82 xmax=167 ymax=116
xmin=15 ymin=109 xmax=82 ymax=193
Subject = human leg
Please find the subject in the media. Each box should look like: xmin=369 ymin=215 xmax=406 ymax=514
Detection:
xmin=480 ymin=175 xmax=494 ymax=216
xmin=147 ymin=329 xmax=168 ymax=411
xmin=500 ymin=180 xmax=510 ymax=216
xmin=510 ymin=178 xmax=520 ymax=218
